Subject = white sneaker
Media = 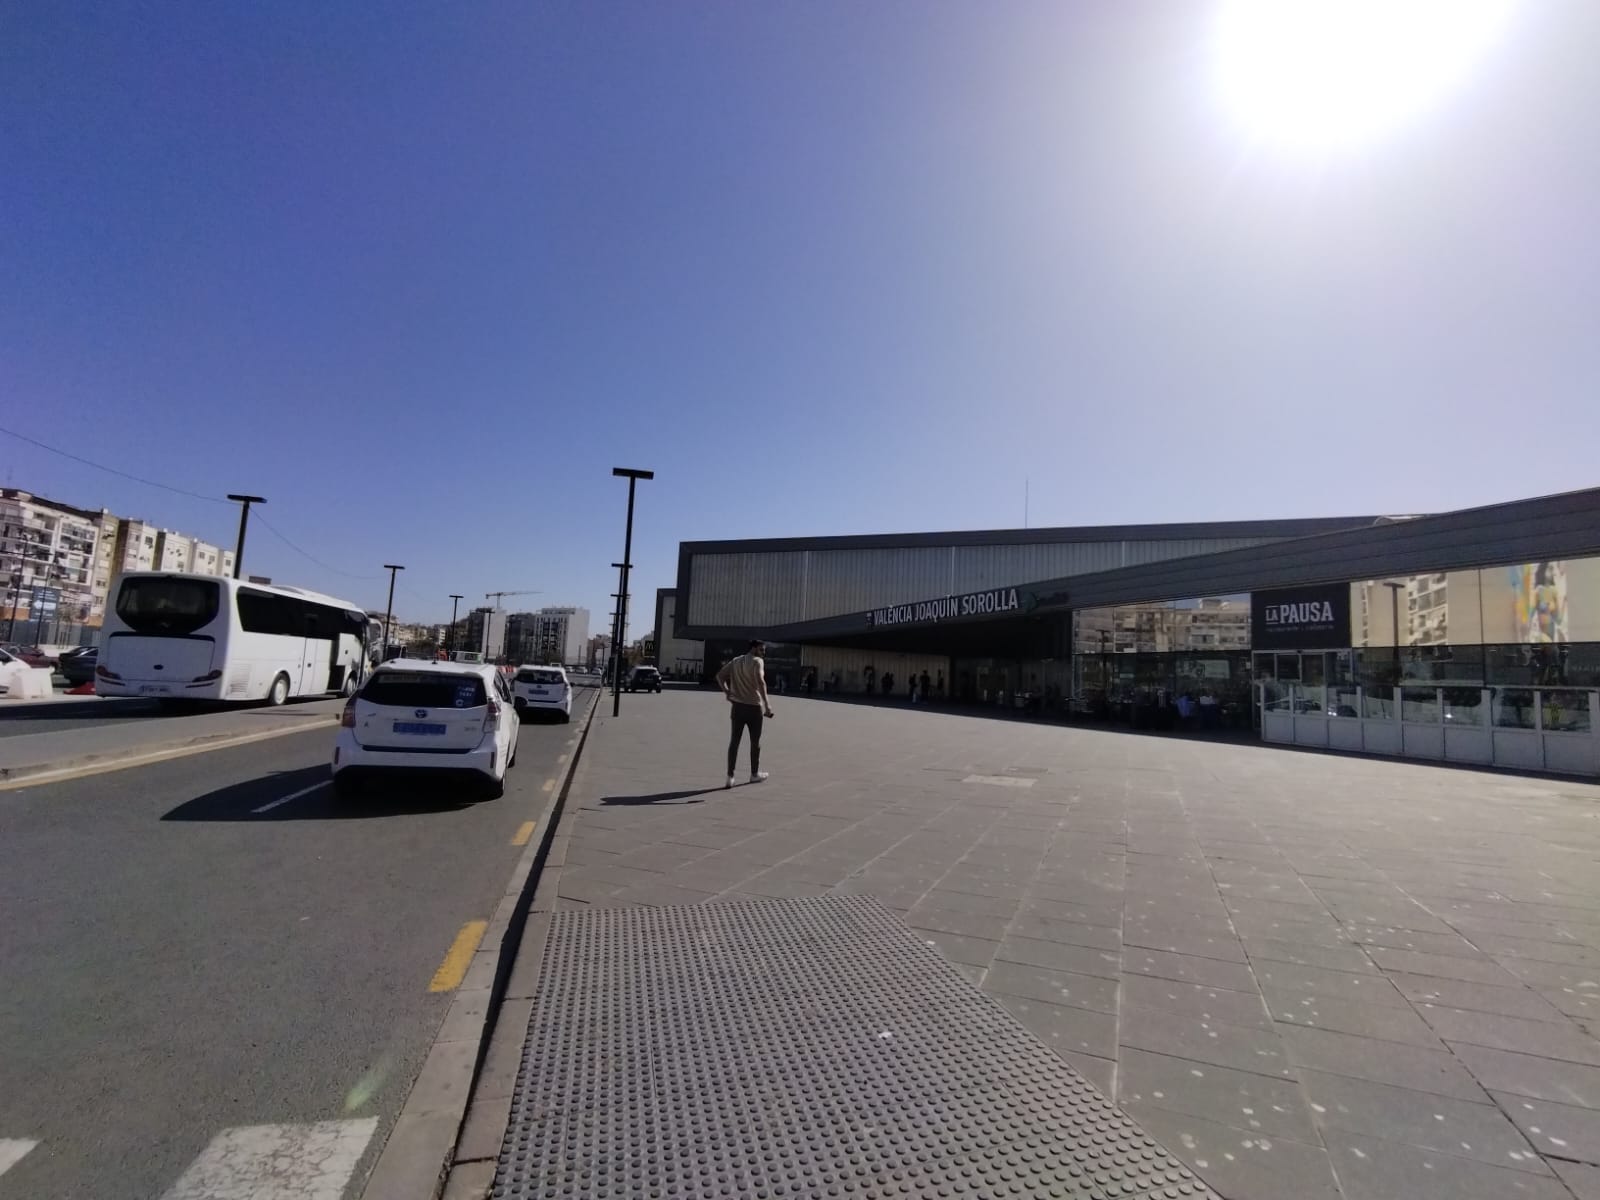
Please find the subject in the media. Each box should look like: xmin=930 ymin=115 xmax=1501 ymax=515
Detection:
xmin=725 ymin=774 xmax=736 ymax=789
xmin=750 ymin=771 xmax=769 ymax=783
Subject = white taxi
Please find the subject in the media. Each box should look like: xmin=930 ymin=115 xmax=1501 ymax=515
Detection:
xmin=332 ymin=660 xmax=519 ymax=798
xmin=512 ymin=665 xmax=572 ymax=721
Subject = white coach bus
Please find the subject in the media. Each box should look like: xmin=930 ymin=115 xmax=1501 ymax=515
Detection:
xmin=97 ymin=572 xmax=370 ymax=705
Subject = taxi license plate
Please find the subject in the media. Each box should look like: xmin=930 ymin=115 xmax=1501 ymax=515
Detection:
xmin=393 ymin=721 xmax=447 ymax=735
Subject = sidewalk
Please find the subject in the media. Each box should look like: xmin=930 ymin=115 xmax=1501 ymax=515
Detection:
xmin=463 ymin=689 xmax=1600 ymax=1200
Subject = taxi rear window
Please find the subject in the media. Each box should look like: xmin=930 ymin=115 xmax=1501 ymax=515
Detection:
xmin=361 ymin=671 xmax=486 ymax=708
xmin=516 ymin=669 xmax=565 ymax=685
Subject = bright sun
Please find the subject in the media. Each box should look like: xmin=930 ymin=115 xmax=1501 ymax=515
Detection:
xmin=1213 ymin=0 xmax=1515 ymax=153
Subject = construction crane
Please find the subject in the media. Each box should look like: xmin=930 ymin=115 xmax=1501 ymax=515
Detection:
xmin=485 ymin=589 xmax=541 ymax=608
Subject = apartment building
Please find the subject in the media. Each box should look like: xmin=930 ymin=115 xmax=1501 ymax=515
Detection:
xmin=0 ymin=490 xmax=108 ymax=632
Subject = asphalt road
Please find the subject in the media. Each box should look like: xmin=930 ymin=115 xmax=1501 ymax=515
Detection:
xmin=0 ymin=688 xmax=594 ymax=1200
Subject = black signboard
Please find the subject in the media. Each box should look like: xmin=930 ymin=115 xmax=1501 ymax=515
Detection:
xmin=1251 ymin=584 xmax=1351 ymax=650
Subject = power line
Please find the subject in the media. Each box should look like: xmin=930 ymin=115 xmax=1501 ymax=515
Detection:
xmin=0 ymin=423 xmax=232 ymax=505
xmin=0 ymin=423 xmax=386 ymax=586
xmin=251 ymin=513 xmax=380 ymax=581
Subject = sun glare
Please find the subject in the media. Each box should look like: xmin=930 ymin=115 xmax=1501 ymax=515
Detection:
xmin=1213 ymin=0 xmax=1514 ymax=154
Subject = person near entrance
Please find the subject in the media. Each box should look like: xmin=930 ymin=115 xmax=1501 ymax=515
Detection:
xmin=718 ymin=639 xmax=774 ymax=787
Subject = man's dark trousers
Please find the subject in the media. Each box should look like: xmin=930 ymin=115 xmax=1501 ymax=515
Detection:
xmin=728 ymin=702 xmax=763 ymax=776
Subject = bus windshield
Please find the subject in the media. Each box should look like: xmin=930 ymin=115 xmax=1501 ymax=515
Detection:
xmin=114 ymin=577 xmax=221 ymax=636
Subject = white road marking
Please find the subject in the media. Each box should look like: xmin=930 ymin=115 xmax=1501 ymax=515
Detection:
xmin=161 ymin=1118 xmax=377 ymax=1200
xmin=962 ymin=774 xmax=1036 ymax=788
xmin=252 ymin=780 xmax=330 ymax=814
xmin=0 ymin=1139 xmax=37 ymax=1177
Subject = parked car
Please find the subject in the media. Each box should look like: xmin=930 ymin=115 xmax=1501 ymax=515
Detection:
xmin=332 ymin=660 xmax=520 ymax=799
xmin=3 ymin=644 xmax=54 ymax=670
xmin=0 ymin=646 xmax=26 ymax=693
xmin=59 ymin=646 xmax=99 ymax=686
xmin=512 ymin=665 xmax=572 ymax=721
xmin=626 ymin=665 xmax=662 ymax=693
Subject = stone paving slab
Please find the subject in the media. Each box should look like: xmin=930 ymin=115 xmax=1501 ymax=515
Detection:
xmin=542 ymin=689 xmax=1600 ymax=1198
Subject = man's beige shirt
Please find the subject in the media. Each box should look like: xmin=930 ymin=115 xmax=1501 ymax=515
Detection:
xmin=717 ymin=653 xmax=766 ymax=706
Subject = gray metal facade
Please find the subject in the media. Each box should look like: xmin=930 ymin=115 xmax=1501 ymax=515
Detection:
xmin=679 ymin=517 xmax=1373 ymax=634
xmin=673 ymin=488 xmax=1600 ymax=644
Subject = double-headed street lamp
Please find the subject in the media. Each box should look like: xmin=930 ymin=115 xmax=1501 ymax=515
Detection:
xmin=611 ymin=467 xmax=654 ymax=717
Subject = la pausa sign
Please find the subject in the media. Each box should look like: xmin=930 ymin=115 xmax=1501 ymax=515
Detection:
xmin=1251 ymin=584 xmax=1350 ymax=649
xmin=1264 ymin=599 xmax=1337 ymax=628
xmin=869 ymin=587 xmax=1020 ymax=628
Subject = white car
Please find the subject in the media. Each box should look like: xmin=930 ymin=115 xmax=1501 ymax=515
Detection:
xmin=332 ymin=660 xmax=519 ymax=798
xmin=512 ymin=665 xmax=571 ymax=721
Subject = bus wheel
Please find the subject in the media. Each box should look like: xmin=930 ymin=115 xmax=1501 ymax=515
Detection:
xmin=340 ymin=671 xmax=359 ymax=698
xmin=267 ymin=674 xmax=290 ymax=706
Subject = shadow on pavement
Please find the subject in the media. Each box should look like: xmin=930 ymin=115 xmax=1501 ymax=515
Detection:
xmin=0 ymin=699 xmax=162 ymax=723
xmin=162 ymin=765 xmax=481 ymax=821
xmin=598 ymin=788 xmax=719 ymax=806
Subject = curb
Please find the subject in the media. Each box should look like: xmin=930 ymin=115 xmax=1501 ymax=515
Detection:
xmin=359 ymin=690 xmax=602 ymax=1200
xmin=0 ymin=717 xmax=341 ymax=790
xmin=437 ymin=708 xmax=602 ymax=1199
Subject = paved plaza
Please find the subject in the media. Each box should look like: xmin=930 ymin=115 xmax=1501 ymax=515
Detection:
xmin=539 ymin=687 xmax=1600 ymax=1199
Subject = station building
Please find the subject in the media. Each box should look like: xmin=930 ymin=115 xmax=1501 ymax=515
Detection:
xmin=665 ymin=487 xmax=1600 ymax=776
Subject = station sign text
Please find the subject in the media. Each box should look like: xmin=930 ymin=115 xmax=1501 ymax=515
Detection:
xmin=868 ymin=587 xmax=1020 ymax=628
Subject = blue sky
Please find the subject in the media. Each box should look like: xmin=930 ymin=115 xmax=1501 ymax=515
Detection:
xmin=4 ymin=3 xmax=1597 ymax=635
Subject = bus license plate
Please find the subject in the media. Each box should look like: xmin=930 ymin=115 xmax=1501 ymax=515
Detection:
xmin=139 ymin=684 xmax=173 ymax=696
xmin=393 ymin=721 xmax=447 ymax=735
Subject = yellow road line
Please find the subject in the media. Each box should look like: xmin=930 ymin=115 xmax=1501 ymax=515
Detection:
xmin=428 ymin=921 xmax=488 ymax=993
xmin=541 ymin=778 xmax=555 ymax=793
xmin=511 ymin=820 xmax=536 ymax=846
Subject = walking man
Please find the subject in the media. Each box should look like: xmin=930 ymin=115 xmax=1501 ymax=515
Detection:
xmin=717 ymin=639 xmax=774 ymax=787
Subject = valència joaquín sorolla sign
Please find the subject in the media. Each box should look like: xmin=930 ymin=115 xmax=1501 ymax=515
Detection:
xmin=868 ymin=587 xmax=1020 ymax=628
xmin=1251 ymin=584 xmax=1351 ymax=650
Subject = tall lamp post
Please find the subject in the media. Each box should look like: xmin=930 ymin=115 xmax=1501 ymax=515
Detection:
xmin=610 ymin=468 xmax=654 ymax=716
xmin=4 ymin=530 xmax=40 ymax=640
xmin=382 ymin=564 xmax=405 ymax=661
xmin=609 ymin=565 xmax=628 ymax=699
xmin=226 ymin=494 xmax=266 ymax=579
xmin=446 ymin=594 xmax=463 ymax=657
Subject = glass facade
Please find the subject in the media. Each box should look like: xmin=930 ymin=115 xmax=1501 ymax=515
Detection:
xmin=1054 ymin=555 xmax=1598 ymax=750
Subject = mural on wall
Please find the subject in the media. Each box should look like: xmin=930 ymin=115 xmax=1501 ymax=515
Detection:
xmin=1511 ymin=562 xmax=1569 ymax=644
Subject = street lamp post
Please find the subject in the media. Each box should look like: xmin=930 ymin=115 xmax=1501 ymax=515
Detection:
xmin=382 ymin=564 xmax=405 ymax=662
xmin=226 ymin=495 xmax=266 ymax=579
xmin=446 ymin=594 xmax=463 ymax=657
xmin=4 ymin=530 xmax=42 ymax=641
xmin=610 ymin=468 xmax=654 ymax=717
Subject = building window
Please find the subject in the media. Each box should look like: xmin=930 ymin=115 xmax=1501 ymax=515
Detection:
xmin=1492 ymin=689 xmax=1536 ymax=730
xmin=1543 ymin=690 xmax=1591 ymax=734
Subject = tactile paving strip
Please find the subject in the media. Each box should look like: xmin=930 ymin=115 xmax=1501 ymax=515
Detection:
xmin=494 ymin=896 xmax=1215 ymax=1199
